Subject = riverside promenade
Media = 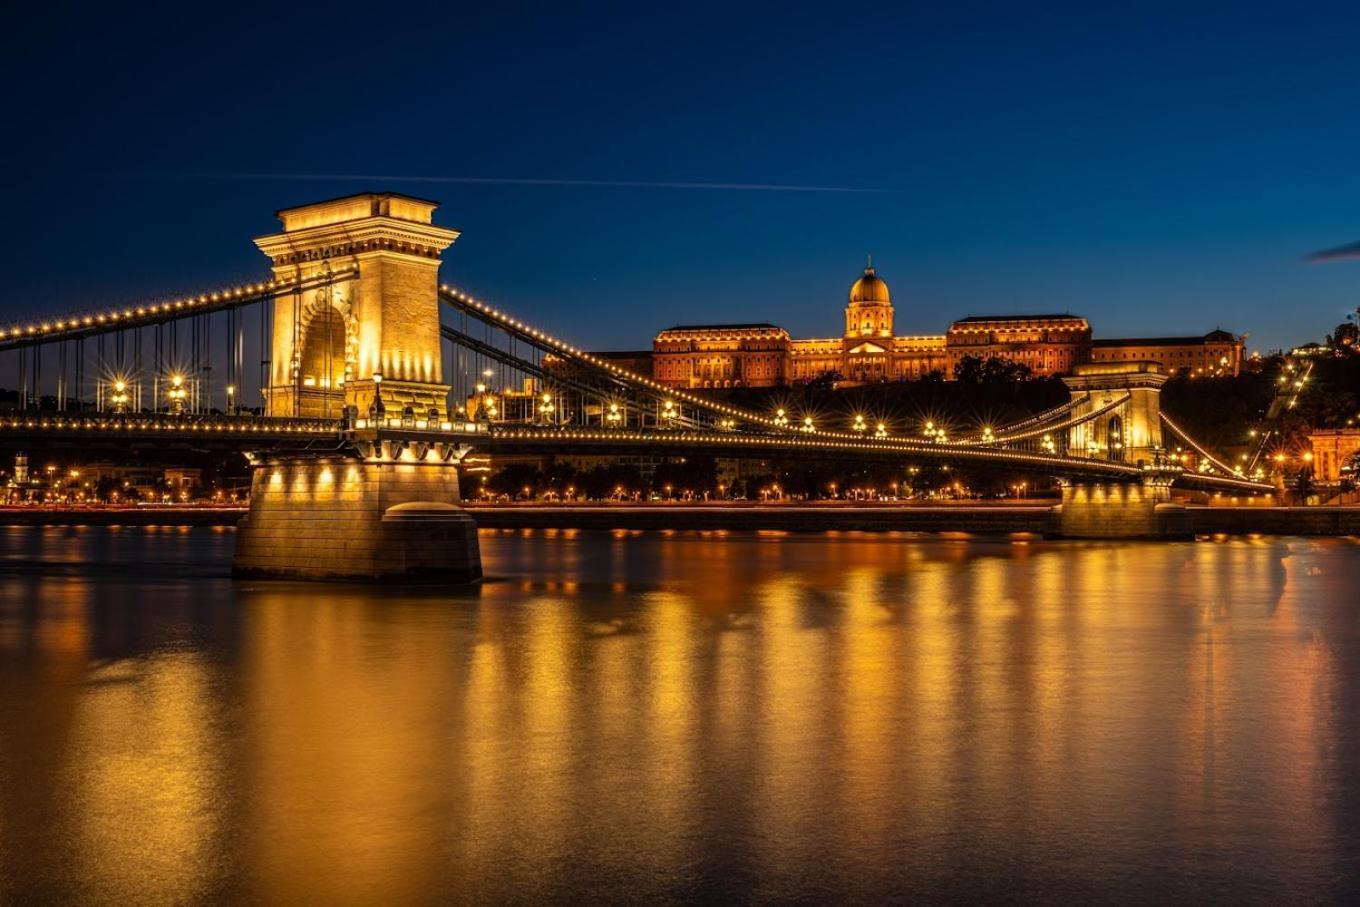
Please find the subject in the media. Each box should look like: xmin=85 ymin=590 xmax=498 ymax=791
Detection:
xmin=2 ymin=502 xmax=1357 ymax=536
xmin=463 ymin=502 xmax=1360 ymax=536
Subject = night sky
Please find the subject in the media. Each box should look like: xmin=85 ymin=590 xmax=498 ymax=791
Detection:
xmin=4 ymin=1 xmax=1359 ymax=352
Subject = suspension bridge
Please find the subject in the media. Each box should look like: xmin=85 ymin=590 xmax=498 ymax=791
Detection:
xmin=0 ymin=193 xmax=1273 ymax=581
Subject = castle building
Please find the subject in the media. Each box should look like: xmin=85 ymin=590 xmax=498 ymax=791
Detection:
xmin=607 ymin=262 xmax=1244 ymax=388
xmin=653 ymin=324 xmax=790 ymax=388
xmin=1091 ymin=330 xmax=1243 ymax=377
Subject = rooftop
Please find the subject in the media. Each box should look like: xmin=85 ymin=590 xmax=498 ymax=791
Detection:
xmin=274 ymin=192 xmax=442 ymax=231
xmin=660 ymin=322 xmax=784 ymax=332
xmin=950 ymin=314 xmax=1086 ymax=325
xmin=1094 ymin=331 xmax=1239 ymax=347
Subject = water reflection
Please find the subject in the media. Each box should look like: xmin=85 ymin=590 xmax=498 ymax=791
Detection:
xmin=1 ymin=528 xmax=1358 ymax=901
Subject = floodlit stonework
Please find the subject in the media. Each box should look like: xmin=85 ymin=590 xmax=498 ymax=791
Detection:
xmin=1055 ymin=476 xmax=1191 ymax=539
xmin=236 ymin=193 xmax=481 ymax=582
xmin=255 ymin=192 xmax=459 ymax=420
xmin=1309 ymin=428 xmax=1360 ymax=482
xmin=234 ymin=457 xmax=481 ymax=582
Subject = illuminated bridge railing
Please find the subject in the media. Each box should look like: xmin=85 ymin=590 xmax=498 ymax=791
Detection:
xmin=0 ymin=412 xmax=341 ymax=438
xmin=0 ymin=268 xmax=360 ymax=422
xmin=0 ymin=270 xmax=353 ymax=352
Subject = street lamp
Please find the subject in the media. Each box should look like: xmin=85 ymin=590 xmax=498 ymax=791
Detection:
xmin=606 ymin=402 xmax=622 ymax=427
xmin=168 ymin=373 xmax=187 ymax=415
xmin=773 ymin=407 xmax=789 ymax=429
xmin=368 ymin=372 xmax=385 ymax=423
xmin=802 ymin=416 xmax=815 ymax=433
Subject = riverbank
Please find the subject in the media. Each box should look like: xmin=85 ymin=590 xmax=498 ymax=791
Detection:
xmin=465 ymin=502 xmax=1053 ymax=533
xmin=465 ymin=502 xmax=1360 ymax=536
xmin=0 ymin=507 xmax=246 ymax=526
xmin=2 ymin=503 xmax=1358 ymax=536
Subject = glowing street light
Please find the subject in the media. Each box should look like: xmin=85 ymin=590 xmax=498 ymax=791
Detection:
xmin=606 ymin=402 xmax=623 ymax=427
xmin=773 ymin=407 xmax=789 ymax=429
xmin=802 ymin=415 xmax=815 ymax=433
xmin=111 ymin=378 xmax=129 ymax=413
xmin=168 ymin=373 xmax=187 ymax=414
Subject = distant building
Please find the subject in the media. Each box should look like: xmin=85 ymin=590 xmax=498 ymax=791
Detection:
xmin=1092 ymin=330 xmax=1243 ymax=377
xmin=653 ymin=324 xmax=789 ymax=388
xmin=1310 ymin=429 xmax=1360 ymax=483
xmin=572 ymin=262 xmax=1245 ymax=388
xmin=945 ymin=314 xmax=1091 ymax=378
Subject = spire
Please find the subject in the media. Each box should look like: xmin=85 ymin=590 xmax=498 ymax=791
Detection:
xmin=865 ymin=253 xmax=874 ymax=274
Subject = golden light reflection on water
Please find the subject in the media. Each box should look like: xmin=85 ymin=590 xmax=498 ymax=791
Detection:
xmin=1 ymin=529 xmax=1358 ymax=901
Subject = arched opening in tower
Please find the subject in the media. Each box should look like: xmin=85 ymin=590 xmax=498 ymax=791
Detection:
xmin=298 ymin=306 xmax=347 ymax=416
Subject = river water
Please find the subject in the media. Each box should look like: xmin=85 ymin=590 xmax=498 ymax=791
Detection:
xmin=1 ymin=526 xmax=1359 ymax=903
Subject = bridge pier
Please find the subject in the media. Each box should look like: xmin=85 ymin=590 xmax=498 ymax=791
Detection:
xmin=1052 ymin=468 xmax=1191 ymax=539
xmin=233 ymin=444 xmax=481 ymax=582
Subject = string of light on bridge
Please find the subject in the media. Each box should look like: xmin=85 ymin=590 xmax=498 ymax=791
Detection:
xmin=0 ymin=268 xmax=358 ymax=346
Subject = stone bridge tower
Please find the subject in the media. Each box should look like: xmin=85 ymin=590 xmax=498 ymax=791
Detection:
xmin=254 ymin=193 xmax=458 ymax=420
xmin=1054 ymin=362 xmax=1189 ymax=538
xmin=235 ymin=194 xmax=481 ymax=583
xmin=1062 ymin=361 xmax=1167 ymax=467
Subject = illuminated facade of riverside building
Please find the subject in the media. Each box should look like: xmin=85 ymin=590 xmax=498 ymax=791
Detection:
xmin=643 ymin=263 xmax=1244 ymax=388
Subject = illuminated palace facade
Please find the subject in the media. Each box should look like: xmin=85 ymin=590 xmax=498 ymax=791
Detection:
xmin=645 ymin=263 xmax=1244 ymax=387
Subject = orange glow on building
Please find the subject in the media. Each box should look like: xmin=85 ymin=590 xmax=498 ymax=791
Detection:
xmin=635 ymin=262 xmax=1243 ymax=388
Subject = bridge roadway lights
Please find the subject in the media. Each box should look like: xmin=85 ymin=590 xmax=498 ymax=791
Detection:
xmin=232 ymin=436 xmax=481 ymax=583
xmin=1051 ymin=466 xmax=1191 ymax=540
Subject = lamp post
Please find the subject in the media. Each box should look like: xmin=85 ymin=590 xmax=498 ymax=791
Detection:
xmin=168 ymin=374 xmax=187 ymax=415
xmin=370 ymin=372 xmax=385 ymax=423
xmin=111 ymin=379 xmax=129 ymax=414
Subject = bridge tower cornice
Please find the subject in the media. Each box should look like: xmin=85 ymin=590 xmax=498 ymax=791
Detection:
xmin=253 ymin=216 xmax=460 ymax=266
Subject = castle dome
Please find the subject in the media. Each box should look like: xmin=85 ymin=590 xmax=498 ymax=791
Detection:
xmin=849 ymin=261 xmax=890 ymax=305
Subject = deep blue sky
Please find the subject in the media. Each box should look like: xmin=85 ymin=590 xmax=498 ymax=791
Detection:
xmin=4 ymin=1 xmax=1360 ymax=352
